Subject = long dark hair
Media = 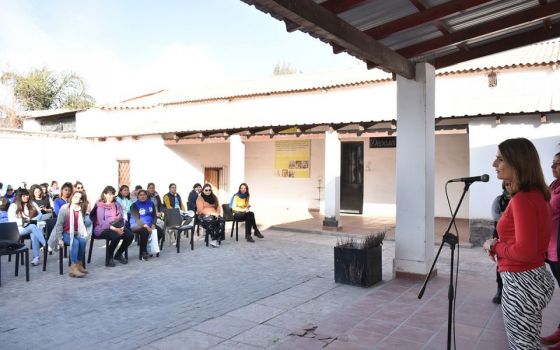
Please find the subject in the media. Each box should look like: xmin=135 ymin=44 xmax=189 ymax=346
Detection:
xmin=238 ymin=183 xmax=250 ymax=197
xmin=98 ymin=186 xmax=117 ymax=203
xmin=70 ymin=191 xmax=89 ymax=216
xmin=14 ymin=189 xmax=38 ymax=219
xmin=60 ymin=182 xmax=73 ymax=200
xmin=117 ymin=185 xmax=130 ymax=200
xmin=29 ymin=184 xmax=44 ymax=200
xmin=498 ymin=138 xmax=550 ymax=200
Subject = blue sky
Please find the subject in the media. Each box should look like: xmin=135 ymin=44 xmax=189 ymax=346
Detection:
xmin=0 ymin=0 xmax=362 ymax=103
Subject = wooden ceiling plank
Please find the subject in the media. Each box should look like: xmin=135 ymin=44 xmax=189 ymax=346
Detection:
xmin=364 ymin=0 xmax=494 ymax=40
xmin=433 ymin=22 xmax=560 ymax=68
xmin=247 ymin=0 xmax=415 ymax=79
xmin=399 ymin=1 xmax=560 ymax=57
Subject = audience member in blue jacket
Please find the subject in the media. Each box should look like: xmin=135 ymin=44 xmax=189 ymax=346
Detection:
xmin=130 ymin=190 xmax=164 ymax=261
xmin=54 ymin=182 xmax=73 ymax=216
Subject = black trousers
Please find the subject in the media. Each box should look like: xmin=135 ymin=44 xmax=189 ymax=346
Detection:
xmin=548 ymin=260 xmax=560 ymax=328
xmin=132 ymin=227 xmax=164 ymax=254
xmin=199 ymin=216 xmax=225 ymax=241
xmin=98 ymin=228 xmax=134 ymax=257
xmin=233 ymin=211 xmax=258 ymax=236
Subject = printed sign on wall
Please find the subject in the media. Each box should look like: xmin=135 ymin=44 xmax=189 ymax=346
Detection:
xmin=274 ymin=140 xmax=311 ymax=178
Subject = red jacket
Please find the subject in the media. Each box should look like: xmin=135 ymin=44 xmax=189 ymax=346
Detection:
xmin=494 ymin=188 xmax=551 ymax=272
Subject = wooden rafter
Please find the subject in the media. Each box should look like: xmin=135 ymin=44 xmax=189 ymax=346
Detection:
xmin=364 ymin=0 xmax=494 ymax=40
xmin=433 ymin=22 xmax=560 ymax=68
xmin=399 ymin=1 xmax=560 ymax=58
xmin=244 ymin=0 xmax=415 ymax=79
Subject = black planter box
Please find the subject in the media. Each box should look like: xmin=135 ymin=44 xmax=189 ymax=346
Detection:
xmin=334 ymin=245 xmax=382 ymax=287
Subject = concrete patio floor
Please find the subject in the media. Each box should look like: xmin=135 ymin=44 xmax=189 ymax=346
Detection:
xmin=1 ymin=228 xmax=557 ymax=349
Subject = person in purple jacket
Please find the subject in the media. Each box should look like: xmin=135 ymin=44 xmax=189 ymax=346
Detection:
xmin=93 ymin=186 xmax=134 ymax=266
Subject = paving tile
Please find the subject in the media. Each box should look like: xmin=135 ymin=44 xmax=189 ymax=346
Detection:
xmin=193 ymin=316 xmax=258 ymax=339
xmin=148 ymin=329 xmax=224 ymax=350
xmin=230 ymin=324 xmax=290 ymax=348
xmin=226 ymin=303 xmax=285 ymax=324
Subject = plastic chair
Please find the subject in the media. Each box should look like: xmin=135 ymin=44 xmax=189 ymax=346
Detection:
xmin=164 ymin=208 xmax=195 ymax=252
xmin=222 ymin=204 xmax=244 ymax=242
xmin=0 ymin=222 xmax=30 ymax=286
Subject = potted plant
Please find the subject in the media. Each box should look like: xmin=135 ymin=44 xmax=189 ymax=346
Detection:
xmin=334 ymin=232 xmax=385 ymax=287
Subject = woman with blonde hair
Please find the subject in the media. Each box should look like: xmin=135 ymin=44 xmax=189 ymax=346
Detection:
xmin=483 ymin=138 xmax=554 ymax=349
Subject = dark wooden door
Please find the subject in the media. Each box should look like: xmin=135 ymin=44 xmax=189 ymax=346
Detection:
xmin=204 ymin=168 xmax=221 ymax=191
xmin=340 ymin=142 xmax=364 ymax=214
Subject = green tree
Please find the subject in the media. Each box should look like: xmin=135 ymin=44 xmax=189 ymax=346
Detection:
xmin=1 ymin=67 xmax=95 ymax=110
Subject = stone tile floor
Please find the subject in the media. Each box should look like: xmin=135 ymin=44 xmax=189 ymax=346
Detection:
xmin=0 ymin=229 xmax=558 ymax=349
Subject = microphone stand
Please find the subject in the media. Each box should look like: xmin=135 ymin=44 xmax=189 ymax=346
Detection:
xmin=418 ymin=181 xmax=472 ymax=350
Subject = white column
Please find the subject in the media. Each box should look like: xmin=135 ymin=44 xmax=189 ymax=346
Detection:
xmin=229 ymin=134 xmax=245 ymax=195
xmin=394 ymin=62 xmax=436 ymax=278
xmin=323 ymin=130 xmax=341 ymax=228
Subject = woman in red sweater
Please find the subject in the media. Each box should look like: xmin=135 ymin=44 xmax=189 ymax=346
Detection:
xmin=483 ymin=138 xmax=554 ymax=349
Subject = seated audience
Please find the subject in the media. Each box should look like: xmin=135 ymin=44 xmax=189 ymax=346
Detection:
xmin=187 ymin=183 xmax=202 ymax=212
xmin=31 ymin=184 xmax=54 ymax=220
xmin=230 ymin=183 xmax=263 ymax=243
xmin=47 ymin=191 xmax=89 ymax=278
xmin=0 ymin=196 xmax=10 ymax=223
xmin=130 ymin=189 xmax=164 ymax=261
xmin=196 ymin=184 xmax=225 ymax=248
xmin=7 ymin=189 xmax=45 ymax=266
xmin=94 ymin=186 xmax=134 ymax=267
xmin=54 ymin=182 xmax=73 ymax=216
xmin=4 ymin=185 xmax=15 ymax=203
xmin=116 ymin=185 xmax=132 ymax=220
xmin=163 ymin=183 xmax=185 ymax=210
xmin=50 ymin=180 xmax=60 ymax=199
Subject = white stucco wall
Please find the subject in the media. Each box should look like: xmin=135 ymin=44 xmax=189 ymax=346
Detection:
xmin=469 ymin=114 xmax=560 ymax=220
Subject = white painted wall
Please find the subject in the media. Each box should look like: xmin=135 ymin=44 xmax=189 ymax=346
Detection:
xmin=469 ymin=114 xmax=560 ymax=220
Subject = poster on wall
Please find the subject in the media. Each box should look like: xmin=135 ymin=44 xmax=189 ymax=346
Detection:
xmin=274 ymin=140 xmax=311 ymax=178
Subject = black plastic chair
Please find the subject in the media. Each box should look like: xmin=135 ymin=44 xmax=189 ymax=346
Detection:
xmin=164 ymin=209 xmax=195 ymax=252
xmin=222 ymin=204 xmax=244 ymax=242
xmin=0 ymin=222 xmax=30 ymax=286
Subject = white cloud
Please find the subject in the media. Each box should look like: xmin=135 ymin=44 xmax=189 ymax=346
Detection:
xmin=0 ymin=2 xmax=226 ymax=105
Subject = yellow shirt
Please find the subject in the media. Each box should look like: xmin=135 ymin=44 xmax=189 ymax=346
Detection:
xmin=232 ymin=195 xmax=249 ymax=212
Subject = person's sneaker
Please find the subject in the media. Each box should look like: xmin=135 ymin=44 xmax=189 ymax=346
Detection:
xmin=107 ymin=259 xmax=116 ymax=267
xmin=115 ymin=254 xmax=128 ymax=264
xmin=246 ymin=236 xmax=255 ymax=243
xmin=254 ymin=230 xmax=264 ymax=239
xmin=210 ymin=240 xmax=219 ymax=248
xmin=31 ymin=256 xmax=40 ymax=266
xmin=141 ymin=252 xmax=149 ymax=261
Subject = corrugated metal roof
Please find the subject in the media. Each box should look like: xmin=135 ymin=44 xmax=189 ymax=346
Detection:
xmin=101 ymin=40 xmax=560 ymax=110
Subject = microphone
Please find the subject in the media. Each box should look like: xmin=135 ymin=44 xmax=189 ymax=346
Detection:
xmin=448 ymin=174 xmax=490 ymax=183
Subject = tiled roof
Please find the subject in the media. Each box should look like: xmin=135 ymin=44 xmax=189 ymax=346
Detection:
xmin=101 ymin=40 xmax=560 ymax=110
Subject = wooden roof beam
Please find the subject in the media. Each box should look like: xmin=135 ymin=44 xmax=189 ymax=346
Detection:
xmin=364 ymin=0 xmax=494 ymax=40
xmin=246 ymin=0 xmax=415 ymax=79
xmin=398 ymin=1 xmax=560 ymax=58
xmin=433 ymin=21 xmax=560 ymax=69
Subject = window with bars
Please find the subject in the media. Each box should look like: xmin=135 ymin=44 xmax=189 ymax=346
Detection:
xmin=118 ymin=160 xmax=130 ymax=187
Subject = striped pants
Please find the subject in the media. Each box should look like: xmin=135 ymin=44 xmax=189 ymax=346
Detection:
xmin=501 ymin=266 xmax=554 ymax=349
